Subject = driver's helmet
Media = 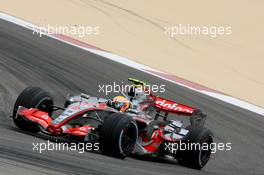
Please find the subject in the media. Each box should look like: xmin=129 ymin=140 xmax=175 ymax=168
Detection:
xmin=109 ymin=96 xmax=131 ymax=112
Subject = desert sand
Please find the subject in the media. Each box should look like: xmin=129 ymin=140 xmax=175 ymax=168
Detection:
xmin=1 ymin=0 xmax=264 ymax=107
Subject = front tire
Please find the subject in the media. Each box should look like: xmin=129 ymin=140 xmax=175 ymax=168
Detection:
xmin=12 ymin=87 xmax=54 ymax=132
xmin=99 ymin=113 xmax=138 ymax=158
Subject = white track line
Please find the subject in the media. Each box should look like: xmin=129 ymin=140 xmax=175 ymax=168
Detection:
xmin=1 ymin=12 xmax=263 ymax=116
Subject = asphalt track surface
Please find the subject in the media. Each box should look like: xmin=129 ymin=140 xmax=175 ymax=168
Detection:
xmin=0 ymin=19 xmax=264 ymax=175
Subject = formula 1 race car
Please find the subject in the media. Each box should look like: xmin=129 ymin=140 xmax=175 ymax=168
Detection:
xmin=12 ymin=78 xmax=213 ymax=169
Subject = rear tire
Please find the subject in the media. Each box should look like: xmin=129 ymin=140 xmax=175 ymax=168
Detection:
xmin=99 ymin=113 xmax=138 ymax=158
xmin=176 ymin=126 xmax=213 ymax=169
xmin=12 ymin=87 xmax=54 ymax=132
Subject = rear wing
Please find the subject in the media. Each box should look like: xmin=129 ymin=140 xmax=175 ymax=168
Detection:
xmin=155 ymin=97 xmax=194 ymax=115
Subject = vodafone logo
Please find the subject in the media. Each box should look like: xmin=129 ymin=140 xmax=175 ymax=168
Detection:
xmin=155 ymin=99 xmax=193 ymax=114
xmin=156 ymin=100 xmax=178 ymax=109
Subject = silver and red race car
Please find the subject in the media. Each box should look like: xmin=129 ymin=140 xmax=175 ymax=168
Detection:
xmin=12 ymin=78 xmax=213 ymax=169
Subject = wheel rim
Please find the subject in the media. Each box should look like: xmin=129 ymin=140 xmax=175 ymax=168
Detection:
xmin=36 ymin=97 xmax=53 ymax=114
xmin=119 ymin=122 xmax=137 ymax=155
xmin=199 ymin=135 xmax=213 ymax=166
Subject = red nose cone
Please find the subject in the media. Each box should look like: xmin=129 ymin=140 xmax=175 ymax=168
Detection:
xmin=47 ymin=125 xmax=62 ymax=135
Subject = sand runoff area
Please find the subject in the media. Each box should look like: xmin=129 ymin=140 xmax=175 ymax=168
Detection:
xmin=1 ymin=0 xmax=264 ymax=107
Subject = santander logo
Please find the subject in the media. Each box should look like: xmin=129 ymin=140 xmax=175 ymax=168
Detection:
xmin=155 ymin=98 xmax=193 ymax=114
